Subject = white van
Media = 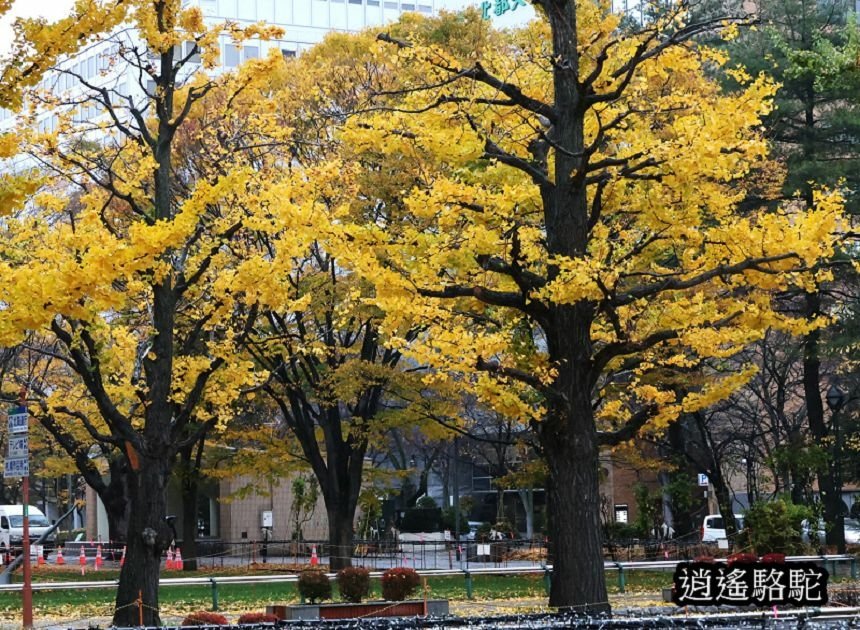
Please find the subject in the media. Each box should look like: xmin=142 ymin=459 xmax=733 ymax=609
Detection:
xmin=701 ymin=514 xmax=745 ymax=542
xmin=0 ymin=505 xmax=55 ymax=556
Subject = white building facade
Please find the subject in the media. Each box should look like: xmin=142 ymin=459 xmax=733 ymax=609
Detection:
xmin=0 ymin=0 xmax=437 ymax=137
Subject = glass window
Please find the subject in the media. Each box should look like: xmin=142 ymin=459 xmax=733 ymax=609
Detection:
xmin=402 ymin=2 xmax=414 ymax=9
xmin=281 ymin=49 xmax=296 ymax=59
xmin=0 ymin=517 xmax=7 ymax=529
xmin=184 ymin=41 xmax=202 ymax=63
xmin=384 ymin=1 xmax=398 ymax=8
xmin=88 ymin=56 xmax=96 ymax=77
xmin=224 ymin=44 xmax=240 ymax=67
xmin=244 ymin=45 xmax=259 ymax=60
xmin=349 ymin=0 xmax=362 ymax=4
xmin=9 ymin=515 xmax=49 ymax=527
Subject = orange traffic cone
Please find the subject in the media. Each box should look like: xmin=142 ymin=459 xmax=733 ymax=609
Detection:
xmin=37 ymin=547 xmax=45 ymax=567
xmin=119 ymin=545 xmax=126 ymax=568
xmin=56 ymin=547 xmax=65 ymax=565
xmin=175 ymin=547 xmax=184 ymax=571
xmin=165 ymin=547 xmax=175 ymax=570
xmin=79 ymin=546 xmax=86 ymax=575
xmin=94 ymin=544 xmax=103 ymax=571
xmin=310 ymin=544 xmax=319 ymax=567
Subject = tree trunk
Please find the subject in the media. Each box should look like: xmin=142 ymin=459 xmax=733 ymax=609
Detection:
xmin=180 ymin=480 xmax=198 ymax=572
xmin=712 ymin=473 xmax=737 ymax=541
xmin=103 ymin=489 xmax=130 ymax=545
xmin=803 ymin=290 xmax=844 ymax=551
xmin=113 ymin=456 xmax=172 ymax=627
xmin=178 ymin=436 xmax=206 ymax=572
xmin=543 ymin=427 xmax=608 ymax=612
xmin=326 ymin=507 xmax=354 ymax=572
xmin=101 ymin=458 xmax=131 ymax=544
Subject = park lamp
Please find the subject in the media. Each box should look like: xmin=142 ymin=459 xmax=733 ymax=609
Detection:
xmin=827 ymin=383 xmax=847 ymax=412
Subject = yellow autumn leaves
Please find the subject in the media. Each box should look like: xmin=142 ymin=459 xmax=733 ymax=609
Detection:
xmin=0 ymin=1 xmax=848 ymax=446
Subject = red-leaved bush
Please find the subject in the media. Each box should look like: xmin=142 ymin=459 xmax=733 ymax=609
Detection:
xmin=236 ymin=612 xmax=279 ymax=624
xmin=181 ymin=611 xmax=229 ymax=626
xmin=298 ymin=568 xmax=332 ymax=603
xmin=381 ymin=566 xmax=420 ymax=601
xmin=337 ymin=566 xmax=371 ymax=603
xmin=727 ymin=552 xmax=757 ymax=566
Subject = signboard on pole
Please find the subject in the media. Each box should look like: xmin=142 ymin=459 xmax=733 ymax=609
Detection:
xmin=4 ymin=457 xmax=29 ymax=478
xmin=7 ymin=406 xmax=28 ymax=434
xmin=4 ymin=406 xmax=29 ymax=478
xmin=8 ymin=435 xmax=28 ymax=458
xmin=698 ymin=473 xmax=709 ymax=487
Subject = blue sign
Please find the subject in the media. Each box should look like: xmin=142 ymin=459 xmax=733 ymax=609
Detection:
xmin=698 ymin=473 xmax=709 ymax=486
xmin=3 ymin=457 xmax=29 ymax=478
xmin=7 ymin=406 xmax=28 ymax=434
xmin=480 ymin=0 xmax=528 ymax=20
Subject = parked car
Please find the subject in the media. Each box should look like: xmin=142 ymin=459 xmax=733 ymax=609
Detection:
xmin=465 ymin=521 xmax=482 ymax=541
xmin=701 ymin=514 xmax=745 ymax=542
xmin=0 ymin=505 xmax=56 ymax=556
xmin=801 ymin=518 xmax=860 ymax=545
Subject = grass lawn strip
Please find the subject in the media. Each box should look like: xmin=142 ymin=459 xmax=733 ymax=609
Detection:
xmin=0 ymin=571 xmax=672 ymax=621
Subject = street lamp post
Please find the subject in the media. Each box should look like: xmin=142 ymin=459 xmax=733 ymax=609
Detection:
xmin=826 ymin=383 xmax=848 ymax=554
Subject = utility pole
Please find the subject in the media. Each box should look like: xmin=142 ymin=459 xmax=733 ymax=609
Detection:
xmin=453 ymin=437 xmax=460 ymax=564
xmin=5 ymin=389 xmax=32 ymax=628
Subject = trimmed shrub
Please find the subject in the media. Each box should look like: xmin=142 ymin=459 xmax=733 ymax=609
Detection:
xmin=337 ymin=566 xmax=371 ymax=603
xmin=181 ymin=612 xmax=228 ymax=626
xmin=381 ymin=566 xmax=421 ymax=601
xmin=298 ymin=568 xmax=332 ymax=603
xmin=236 ymin=612 xmax=279 ymax=624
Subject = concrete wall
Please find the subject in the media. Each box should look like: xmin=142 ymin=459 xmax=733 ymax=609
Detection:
xmin=218 ymin=475 xmax=329 ymax=542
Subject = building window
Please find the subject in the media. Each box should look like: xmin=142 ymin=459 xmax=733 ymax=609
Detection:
xmin=184 ymin=41 xmax=202 ymax=64
xmin=224 ymin=44 xmax=240 ymax=67
xmin=418 ymin=4 xmax=431 ymax=11
xmin=349 ymin=0 xmax=363 ymax=3
xmin=402 ymin=2 xmax=414 ymax=9
xmin=281 ymin=49 xmax=296 ymax=59
xmin=244 ymin=45 xmax=259 ymax=60
xmin=384 ymin=1 xmax=398 ymax=7
xmin=614 ymin=504 xmax=629 ymax=524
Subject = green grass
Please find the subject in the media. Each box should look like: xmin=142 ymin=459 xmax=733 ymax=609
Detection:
xmin=0 ymin=569 xmax=675 ymax=620
xmin=5 ymin=565 xmax=856 ymax=620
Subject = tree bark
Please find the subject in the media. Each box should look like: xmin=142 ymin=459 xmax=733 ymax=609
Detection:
xmin=803 ymin=290 xmax=844 ymax=551
xmin=180 ymin=473 xmax=199 ymax=572
xmin=102 ymin=478 xmax=131 ymax=545
xmin=326 ymin=506 xmax=355 ymax=572
xmin=113 ymin=457 xmax=172 ymax=627
xmin=542 ymin=416 xmax=608 ymax=613
xmin=178 ymin=435 xmax=206 ymax=572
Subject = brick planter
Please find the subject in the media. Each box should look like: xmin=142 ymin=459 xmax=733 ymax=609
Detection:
xmin=267 ymin=599 xmax=449 ymax=620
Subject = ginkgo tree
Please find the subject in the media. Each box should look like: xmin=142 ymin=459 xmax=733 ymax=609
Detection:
xmin=0 ymin=1 xmax=295 ymax=624
xmin=327 ymin=3 xmax=847 ymax=610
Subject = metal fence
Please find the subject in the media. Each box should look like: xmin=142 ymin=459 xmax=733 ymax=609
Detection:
xmin=50 ymin=535 xmax=843 ymax=572
xmin=179 ymin=538 xmax=550 ymax=571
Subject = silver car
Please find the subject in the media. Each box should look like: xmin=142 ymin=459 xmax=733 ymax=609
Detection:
xmin=801 ymin=518 xmax=860 ymax=544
